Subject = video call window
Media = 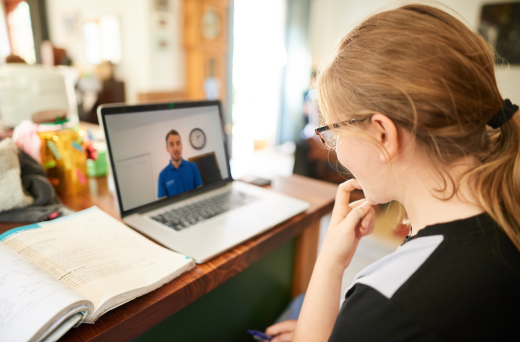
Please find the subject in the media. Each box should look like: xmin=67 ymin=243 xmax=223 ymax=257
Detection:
xmin=105 ymin=106 xmax=229 ymax=211
xmin=158 ymin=129 xmax=203 ymax=198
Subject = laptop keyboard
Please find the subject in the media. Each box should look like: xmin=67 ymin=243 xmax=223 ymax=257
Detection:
xmin=150 ymin=190 xmax=258 ymax=231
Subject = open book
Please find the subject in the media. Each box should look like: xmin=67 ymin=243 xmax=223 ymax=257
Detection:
xmin=0 ymin=206 xmax=195 ymax=342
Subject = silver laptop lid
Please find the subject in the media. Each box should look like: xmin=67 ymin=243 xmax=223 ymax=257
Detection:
xmin=98 ymin=100 xmax=232 ymax=218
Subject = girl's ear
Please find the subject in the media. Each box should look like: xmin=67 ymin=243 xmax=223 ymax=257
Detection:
xmin=371 ymin=114 xmax=399 ymax=163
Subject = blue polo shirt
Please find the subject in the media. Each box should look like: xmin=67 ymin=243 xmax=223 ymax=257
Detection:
xmin=158 ymin=159 xmax=203 ymax=198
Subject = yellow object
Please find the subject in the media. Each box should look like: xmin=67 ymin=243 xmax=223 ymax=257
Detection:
xmin=39 ymin=128 xmax=89 ymax=196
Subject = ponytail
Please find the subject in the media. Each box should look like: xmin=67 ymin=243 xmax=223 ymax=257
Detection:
xmin=474 ymin=111 xmax=520 ymax=250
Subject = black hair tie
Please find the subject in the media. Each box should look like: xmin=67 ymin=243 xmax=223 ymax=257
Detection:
xmin=487 ymin=99 xmax=519 ymax=129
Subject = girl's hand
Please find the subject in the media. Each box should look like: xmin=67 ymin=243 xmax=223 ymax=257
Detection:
xmin=290 ymin=179 xmax=375 ymax=342
xmin=320 ymin=179 xmax=376 ymax=269
xmin=265 ymin=320 xmax=297 ymax=342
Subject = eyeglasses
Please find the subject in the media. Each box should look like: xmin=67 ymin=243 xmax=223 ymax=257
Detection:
xmin=314 ymin=118 xmax=369 ymax=151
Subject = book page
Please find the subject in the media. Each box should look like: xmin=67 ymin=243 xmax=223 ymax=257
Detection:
xmin=1 ymin=207 xmax=194 ymax=322
xmin=0 ymin=242 xmax=90 ymax=342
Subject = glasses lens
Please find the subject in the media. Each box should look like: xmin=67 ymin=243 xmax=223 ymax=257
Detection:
xmin=320 ymin=130 xmax=337 ymax=150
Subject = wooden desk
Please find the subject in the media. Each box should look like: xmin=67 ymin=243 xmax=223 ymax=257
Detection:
xmin=0 ymin=174 xmax=337 ymax=341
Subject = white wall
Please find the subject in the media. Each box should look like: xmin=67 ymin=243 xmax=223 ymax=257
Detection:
xmin=309 ymin=0 xmax=520 ymax=103
xmin=45 ymin=0 xmax=185 ymax=103
xmin=105 ymin=106 xmax=230 ymax=210
xmin=148 ymin=0 xmax=185 ymax=91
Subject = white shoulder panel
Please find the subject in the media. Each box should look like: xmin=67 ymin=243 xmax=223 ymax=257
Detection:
xmin=346 ymin=235 xmax=444 ymax=299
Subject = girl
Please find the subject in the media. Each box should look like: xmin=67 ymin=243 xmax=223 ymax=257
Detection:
xmin=267 ymin=3 xmax=520 ymax=341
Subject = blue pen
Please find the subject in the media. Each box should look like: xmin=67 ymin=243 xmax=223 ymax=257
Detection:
xmin=247 ymin=329 xmax=273 ymax=341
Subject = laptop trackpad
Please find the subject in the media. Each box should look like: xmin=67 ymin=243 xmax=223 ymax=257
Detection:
xmin=223 ymin=211 xmax=272 ymax=236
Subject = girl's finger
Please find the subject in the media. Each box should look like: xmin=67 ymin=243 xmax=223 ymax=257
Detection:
xmin=343 ymin=201 xmax=370 ymax=229
xmin=350 ymin=200 xmax=375 ymax=231
xmin=265 ymin=320 xmax=297 ymax=336
xmin=349 ymin=198 xmax=367 ymax=208
xmin=359 ymin=206 xmax=376 ymax=237
xmin=331 ymin=179 xmax=363 ymax=227
xmin=271 ymin=332 xmax=295 ymax=342
xmin=361 ymin=204 xmax=375 ymax=226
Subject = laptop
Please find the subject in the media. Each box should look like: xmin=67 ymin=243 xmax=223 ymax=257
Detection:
xmin=98 ymin=100 xmax=310 ymax=263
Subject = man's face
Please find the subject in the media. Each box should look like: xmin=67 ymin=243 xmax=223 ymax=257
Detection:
xmin=166 ymin=134 xmax=182 ymax=162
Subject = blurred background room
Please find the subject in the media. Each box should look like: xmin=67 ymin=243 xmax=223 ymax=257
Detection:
xmin=0 ymin=0 xmax=519 ymax=340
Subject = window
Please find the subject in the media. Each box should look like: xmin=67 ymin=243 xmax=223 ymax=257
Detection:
xmin=0 ymin=1 xmax=10 ymax=62
xmin=7 ymin=1 xmax=36 ymax=64
xmin=83 ymin=15 xmax=122 ymax=65
xmin=231 ymin=0 xmax=287 ymax=157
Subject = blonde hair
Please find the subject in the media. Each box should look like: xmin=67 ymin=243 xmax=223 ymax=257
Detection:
xmin=317 ymin=4 xmax=520 ymax=250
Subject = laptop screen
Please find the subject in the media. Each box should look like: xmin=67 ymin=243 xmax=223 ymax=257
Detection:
xmin=102 ymin=102 xmax=231 ymax=212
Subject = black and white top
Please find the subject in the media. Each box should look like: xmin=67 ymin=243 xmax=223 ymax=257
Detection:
xmin=329 ymin=213 xmax=520 ymax=342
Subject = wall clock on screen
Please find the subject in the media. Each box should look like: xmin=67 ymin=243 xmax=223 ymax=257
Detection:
xmin=189 ymin=128 xmax=206 ymax=150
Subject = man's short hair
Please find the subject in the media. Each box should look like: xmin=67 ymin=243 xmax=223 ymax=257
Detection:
xmin=165 ymin=129 xmax=180 ymax=143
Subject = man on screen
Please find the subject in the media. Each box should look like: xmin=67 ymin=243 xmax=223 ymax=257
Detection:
xmin=158 ymin=130 xmax=202 ymax=198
